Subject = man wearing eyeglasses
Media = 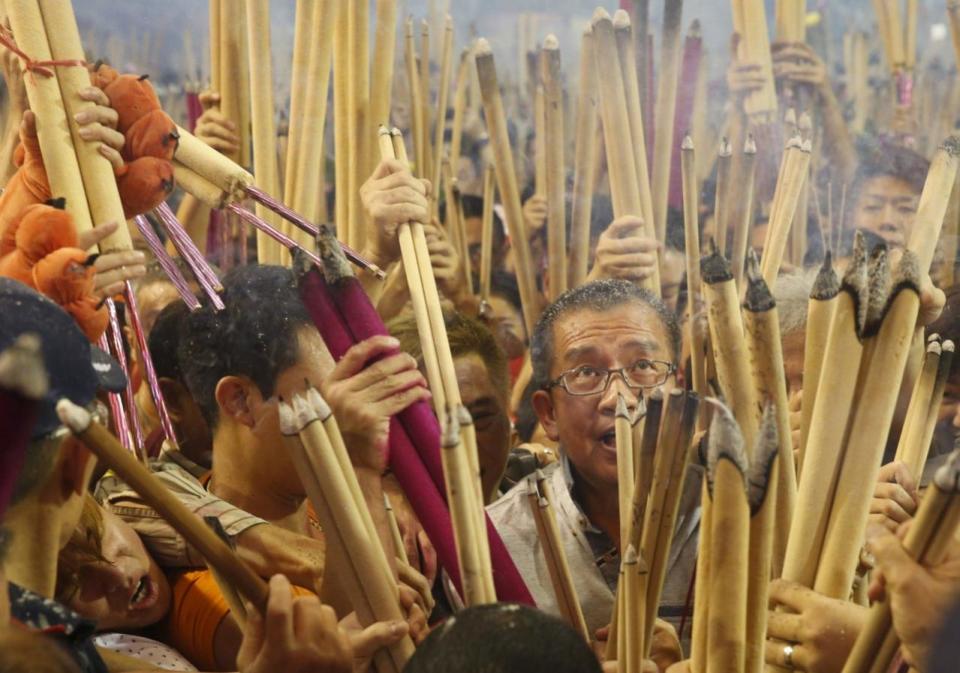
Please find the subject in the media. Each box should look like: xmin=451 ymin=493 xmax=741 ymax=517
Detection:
xmin=488 ymin=279 xmax=695 ymax=665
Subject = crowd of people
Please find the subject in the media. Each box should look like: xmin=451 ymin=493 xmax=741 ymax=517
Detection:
xmin=2 ymin=1 xmax=960 ymax=673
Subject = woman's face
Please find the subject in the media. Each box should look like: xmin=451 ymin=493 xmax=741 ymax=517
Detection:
xmin=66 ymin=508 xmax=171 ymax=631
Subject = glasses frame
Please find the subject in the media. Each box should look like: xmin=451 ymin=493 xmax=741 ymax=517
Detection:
xmin=545 ymin=359 xmax=677 ymax=397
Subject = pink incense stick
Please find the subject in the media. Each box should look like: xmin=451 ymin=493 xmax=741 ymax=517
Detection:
xmin=105 ymin=299 xmax=147 ymax=463
xmin=123 ymin=280 xmax=179 ymax=452
xmin=152 ymin=203 xmax=225 ymax=311
xmin=98 ymin=332 xmax=134 ymax=454
xmin=133 ymin=215 xmax=201 ymax=311
xmin=243 ymin=185 xmax=386 ymax=279
xmin=226 ymin=203 xmax=323 ymax=267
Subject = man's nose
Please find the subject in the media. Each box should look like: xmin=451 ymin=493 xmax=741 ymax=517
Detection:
xmin=598 ymin=373 xmax=639 ymax=414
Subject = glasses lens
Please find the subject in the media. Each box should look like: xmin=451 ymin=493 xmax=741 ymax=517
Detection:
xmin=562 ymin=366 xmax=609 ymax=395
xmin=626 ymin=361 xmax=669 ymax=387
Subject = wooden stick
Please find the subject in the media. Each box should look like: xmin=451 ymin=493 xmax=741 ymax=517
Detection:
xmin=283 ymin=0 xmax=315 ymax=223
xmin=370 ymin=0 xmax=399 ymax=133
xmin=622 ymin=545 xmax=641 ymax=673
xmin=209 ymin=0 xmax=222 ymax=91
xmin=760 ymin=138 xmax=811 ymax=289
xmin=404 ymin=18 xmax=425 ymax=178
xmin=347 ymin=0 xmax=371 ymax=251
xmin=479 ymin=164 xmax=495 ymax=310
xmin=534 ymin=84 xmax=546 ymax=197
xmin=475 ymin=39 xmax=541 ymax=333
xmin=431 ymin=15 xmax=454 ymax=203
xmin=541 ymin=35 xmax=567 ymax=301
xmin=681 ymin=136 xmax=706 ymax=401
xmin=690 ymin=458 xmax=712 ymax=673
xmin=735 ymin=0 xmax=778 ymax=119
xmin=895 ymin=340 xmax=942 ymax=478
xmin=450 ymin=47 xmax=469 ymax=171
xmin=714 ymin=138 xmax=732 ymax=257
xmin=730 ymin=135 xmax=757 ymax=291
xmin=742 ymin=252 xmax=796 ymax=578
xmin=569 ymin=28 xmax=598 ymax=288
xmin=798 ymin=254 xmax=840 ymax=476
xmin=57 ymin=399 xmax=269 ymax=611
xmin=39 ymin=0 xmax=131 ymax=251
xmin=781 ymin=234 xmax=868 ymax=589
xmin=333 ymin=4 xmax=351 ymax=241
xmin=590 ymin=8 xmax=659 ymax=295
xmin=174 ymin=128 xmax=254 ymax=198
xmin=219 ymin=2 xmax=251 ymax=166
xmin=746 ymin=406 xmax=781 ymax=673
xmin=419 ymin=19 xmax=433 ymax=185
xmin=383 ymin=493 xmax=410 ymax=565
xmin=616 ymin=394 xmax=635 ymax=548
xmin=704 ymin=401 xmax=750 ymax=673
xmin=913 ymin=341 xmax=956 ymax=478
xmin=651 ymin=0 xmax=685 ymax=245
xmin=949 ymin=3 xmax=960 ymax=71
xmin=702 ymin=250 xmax=759 ymax=451
xmin=6 ymin=0 xmax=93 ymax=235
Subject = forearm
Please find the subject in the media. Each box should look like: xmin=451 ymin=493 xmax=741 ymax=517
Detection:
xmin=234 ymin=523 xmax=325 ymax=593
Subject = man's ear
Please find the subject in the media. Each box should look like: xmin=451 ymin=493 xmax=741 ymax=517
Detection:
xmin=531 ymin=389 xmax=560 ymax=442
xmin=214 ymin=376 xmax=259 ymax=428
xmin=58 ymin=436 xmax=96 ymax=499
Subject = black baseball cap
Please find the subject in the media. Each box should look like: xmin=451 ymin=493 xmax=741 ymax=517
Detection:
xmin=0 ymin=278 xmax=126 ymax=438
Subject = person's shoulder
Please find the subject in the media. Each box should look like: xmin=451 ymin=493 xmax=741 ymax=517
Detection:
xmin=486 ymin=462 xmax=563 ymax=525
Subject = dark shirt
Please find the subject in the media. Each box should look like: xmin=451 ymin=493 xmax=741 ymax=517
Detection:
xmin=7 ymin=582 xmax=108 ymax=673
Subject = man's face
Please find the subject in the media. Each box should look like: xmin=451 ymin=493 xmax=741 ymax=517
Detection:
xmin=484 ymin=295 xmax=527 ymax=359
xmin=852 ymin=175 xmax=920 ymax=248
xmin=532 ymin=303 xmax=675 ymax=490
xmin=455 ymin=353 xmax=511 ymax=503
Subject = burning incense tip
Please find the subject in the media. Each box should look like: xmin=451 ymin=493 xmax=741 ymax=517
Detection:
xmin=305 ymin=385 xmax=333 ymax=421
xmin=941 ymin=135 xmax=960 ymax=157
xmin=929 ymin=333 xmax=942 ymax=344
xmin=934 ymin=448 xmax=960 ymax=492
xmin=718 ymin=137 xmax=732 ymax=157
xmin=56 ymin=398 xmax=91 ymax=433
xmin=744 ymin=251 xmax=775 ymax=312
xmin=811 ymin=251 xmax=840 ymax=300
xmin=0 ymin=334 xmax=48 ymax=399
xmin=616 ymin=393 xmax=629 ymax=419
xmin=800 ymin=139 xmax=813 ymax=153
xmin=705 ymin=398 xmax=748 ymax=485
xmin=442 ymin=411 xmax=461 ymax=448
xmin=865 ymin=244 xmax=891 ymax=332
xmin=457 ymin=404 xmax=474 ymax=426
xmin=612 ymin=8 xmax=631 ymax=29
xmin=892 ymin=249 xmax=921 ymax=289
xmin=944 ymin=340 xmax=956 ymax=353
xmin=798 ymin=111 xmax=813 ymax=133
xmin=747 ymin=404 xmax=780 ymax=513
xmin=928 ymin=341 xmax=944 ymax=356
xmin=681 ymin=134 xmax=694 ymax=151
xmin=278 ymin=400 xmax=298 ymax=436
xmin=744 ymin=134 xmax=757 ymax=154
xmin=700 ymin=249 xmax=734 ymax=284
xmin=543 ymin=34 xmax=559 ymax=50
xmin=784 ymin=108 xmax=797 ymax=126
xmin=623 ymin=543 xmax=639 ymax=565
xmin=786 ymin=134 xmax=803 ymax=150
xmin=688 ymin=18 xmax=702 ymax=36
xmin=474 ymin=37 xmax=492 ymax=55
xmin=591 ymin=7 xmax=613 ymax=25
xmin=292 ymin=393 xmax=316 ymax=429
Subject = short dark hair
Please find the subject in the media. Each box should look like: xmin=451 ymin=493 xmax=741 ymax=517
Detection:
xmin=847 ymin=136 xmax=930 ymax=229
xmin=148 ymin=301 xmax=189 ymax=381
xmin=178 ymin=265 xmax=312 ymax=427
xmin=403 ymin=603 xmax=601 ymax=673
xmin=530 ymin=279 xmax=681 ymax=391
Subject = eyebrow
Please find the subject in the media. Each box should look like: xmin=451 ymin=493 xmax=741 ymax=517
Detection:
xmin=563 ymin=338 xmax=662 ymax=364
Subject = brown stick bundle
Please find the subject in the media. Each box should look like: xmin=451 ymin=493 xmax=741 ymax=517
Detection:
xmin=731 ymin=135 xmax=758 ymax=291
xmin=798 ymin=254 xmax=840 ymax=475
xmin=475 ymin=39 xmax=541 ymax=334
xmin=651 ymin=0 xmax=685 ymax=246
xmin=431 ymin=16 xmax=454 ymax=203
xmin=742 ymin=253 xmax=796 ymax=576
xmin=681 ymin=136 xmax=707 ymax=401
xmin=591 ymin=8 xmax=660 ymax=295
xmin=702 ymin=249 xmax=759 ymax=450
xmin=760 ymin=137 xmax=812 ymax=289
xmin=746 ymin=406 xmax=781 ymax=673
xmin=894 ymin=340 xmax=942 ymax=478
xmin=38 ymin=0 xmax=130 ymax=251
xmin=541 ymin=35 xmax=567 ymax=301
xmin=479 ymin=164 xmax=495 ymax=310
xmin=6 ymin=0 xmax=93 ymax=235
xmin=57 ymin=399 xmax=269 ymax=612
xmin=780 ymin=233 xmax=869 ymax=589
xmin=569 ymin=28 xmax=598 ymax=288
xmin=705 ymin=401 xmax=751 ymax=673
xmin=732 ymin=0 xmax=778 ymax=119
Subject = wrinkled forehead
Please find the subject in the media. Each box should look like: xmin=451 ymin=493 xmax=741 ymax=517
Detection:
xmin=550 ymin=302 xmax=673 ymax=366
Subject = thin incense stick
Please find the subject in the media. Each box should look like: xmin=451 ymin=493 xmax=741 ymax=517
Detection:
xmin=714 ymin=139 xmax=732 ymax=256
xmin=132 ymin=216 xmax=200 ymax=311
xmin=105 ymin=299 xmax=146 ymax=462
xmin=616 ymin=393 xmax=635 ymax=548
xmin=681 ymin=136 xmax=706 ymax=400
xmin=431 ymin=16 xmax=454 ymax=201
xmin=651 ymin=0 xmax=685 ymax=245
xmin=541 ymin=35 xmax=567 ymax=301
xmin=450 ymin=47 xmax=469 ymax=172
xmin=479 ymin=164 xmax=495 ymax=311
xmin=730 ymin=135 xmax=757 ymax=290
xmin=569 ymin=28 xmax=598 ymax=288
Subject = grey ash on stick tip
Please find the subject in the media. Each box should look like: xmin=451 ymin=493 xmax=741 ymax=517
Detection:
xmin=942 ymin=135 xmax=960 ymax=157
xmin=743 ymin=249 xmax=775 ymax=313
xmin=747 ymin=404 xmax=780 ymax=514
xmin=706 ymin=398 xmax=748 ymax=495
xmin=810 ymin=250 xmax=839 ymax=300
xmin=316 ymin=224 xmax=355 ymax=284
xmin=864 ymin=243 xmax=891 ymax=334
xmin=700 ymin=247 xmax=733 ymax=284
xmin=934 ymin=446 xmax=960 ymax=492
xmin=842 ymin=231 xmax=870 ymax=333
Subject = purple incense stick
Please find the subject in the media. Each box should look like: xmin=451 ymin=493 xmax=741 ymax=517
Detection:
xmin=105 ymin=299 xmax=146 ymax=463
xmin=98 ymin=332 xmax=134 ymax=455
xmin=152 ymin=203 xmax=225 ymax=311
xmin=133 ymin=215 xmax=201 ymax=311
xmin=123 ymin=280 xmax=179 ymax=452
xmin=226 ymin=203 xmax=323 ymax=268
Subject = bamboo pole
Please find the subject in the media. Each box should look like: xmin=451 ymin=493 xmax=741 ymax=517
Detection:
xmin=450 ymin=47 xmax=469 ymax=172
xmin=541 ymin=35 xmax=567 ymax=301
xmin=746 ymin=406 xmax=781 ymax=673
xmin=209 ymin=0 xmax=221 ymax=91
xmin=912 ymin=341 xmax=956 ymax=478
xmin=704 ymin=402 xmax=750 ymax=673
xmin=702 ymin=250 xmax=759 ymax=450
xmin=475 ymin=39 xmax=540 ymax=334
xmin=780 ymin=234 xmax=868 ymax=589
xmin=798 ymin=254 xmax=840 ymax=476
xmin=616 ymin=394 xmax=635 ymax=549
xmin=404 ymin=18 xmax=425 ymax=178
xmin=622 ymin=545 xmax=641 ymax=673
xmin=57 ymin=399 xmax=269 ymax=611
xmin=6 ymin=0 xmax=93 ymax=235
xmin=742 ymin=252 xmax=796 ymax=576
xmin=651 ymin=0 xmax=685 ymax=245
xmin=283 ymin=0 xmax=313 ymax=236
xmin=760 ymin=138 xmax=811 ymax=289
xmin=950 ymin=3 xmax=960 ymax=70
xmin=731 ymin=135 xmax=757 ymax=291
xmin=714 ymin=139 xmax=732 ymax=256
xmin=681 ymin=136 xmax=706 ymax=401
xmin=419 ymin=20 xmax=434 ymax=185
xmin=735 ymin=0 xmax=778 ymax=119
xmin=174 ymin=128 xmax=254 ymax=198
xmin=219 ymin=2 xmax=251 ymax=166
xmin=569 ymin=28 xmax=598 ymax=288
xmin=333 ymin=3 xmax=350 ymax=242
xmin=371 ymin=0 xmax=399 ymax=132
xmin=591 ymin=8 xmax=660 ymax=294
xmin=534 ymin=84 xmax=546 ymax=197
xmin=895 ymin=340 xmax=942 ymax=477
xmin=347 ymin=0 xmax=371 ymax=251
xmin=431 ymin=16 xmax=454 ymax=202
xmin=479 ymin=164 xmax=495 ymax=310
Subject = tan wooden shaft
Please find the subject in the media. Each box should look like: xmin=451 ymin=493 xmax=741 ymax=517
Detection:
xmin=569 ymin=29 xmax=598 ymax=288
xmin=541 ymin=37 xmax=567 ymax=300
xmin=651 ymin=0 xmax=685 ymax=245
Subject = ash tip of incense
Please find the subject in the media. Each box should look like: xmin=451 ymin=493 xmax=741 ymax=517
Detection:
xmin=0 ymin=333 xmax=48 ymax=400
xmin=474 ymin=38 xmax=492 ymax=55
xmin=622 ymin=544 xmax=639 ymax=564
xmin=457 ymin=404 xmax=474 ymax=425
xmin=278 ymin=399 xmax=298 ymax=436
xmin=865 ymin=243 xmax=891 ymax=330
xmin=800 ymin=138 xmax=813 ymax=153
xmin=616 ymin=393 xmax=629 ymax=418
xmin=56 ymin=398 xmax=91 ymax=433
xmin=442 ymin=412 xmax=461 ymax=448
xmin=705 ymin=397 xmax=748 ymax=483
xmin=316 ymin=225 xmax=355 ymax=284
xmin=718 ymin=137 xmax=732 ymax=157
xmin=543 ymin=34 xmax=559 ymax=50
xmin=291 ymin=393 xmax=317 ymax=429
xmin=591 ymin=7 xmax=613 ymax=26
xmin=892 ymin=249 xmax=921 ymax=289
xmin=941 ymin=135 xmax=960 ymax=158
xmin=842 ymin=231 xmax=868 ymax=291
xmin=786 ymin=134 xmax=803 ymax=150
xmin=784 ymin=108 xmax=797 ymax=125
xmin=700 ymin=248 xmax=734 ymax=284
xmin=632 ymin=396 xmax=647 ymax=425
xmin=944 ymin=340 xmax=955 ymax=353
xmin=612 ymin=8 xmax=631 ymax=28
xmin=929 ymin=341 xmax=944 ymax=357
xmin=689 ymin=19 xmax=702 ymax=35
xmin=798 ymin=111 xmax=813 ymax=132
xmin=445 ymin=14 xmax=453 ymax=29
xmin=743 ymin=250 xmax=775 ymax=312
xmin=934 ymin=447 xmax=960 ymax=492
xmin=744 ymin=134 xmax=757 ymax=154
xmin=747 ymin=404 xmax=780 ymax=512
xmin=929 ymin=332 xmax=941 ymax=343
xmin=421 ymin=18 xmax=429 ymax=30
xmin=681 ymin=134 xmax=694 ymax=151
xmin=648 ymin=388 xmax=664 ymax=404
xmin=305 ymin=385 xmax=332 ymax=421
xmin=811 ymin=251 xmax=840 ymax=300
xmin=378 ymin=125 xmax=392 ymax=137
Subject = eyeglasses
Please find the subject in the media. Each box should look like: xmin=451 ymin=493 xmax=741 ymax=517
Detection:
xmin=546 ymin=360 xmax=676 ymax=396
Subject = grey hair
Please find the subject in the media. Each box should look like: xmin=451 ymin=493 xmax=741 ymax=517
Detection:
xmin=773 ymin=269 xmax=819 ymax=337
xmin=530 ymin=279 xmax=681 ymax=391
